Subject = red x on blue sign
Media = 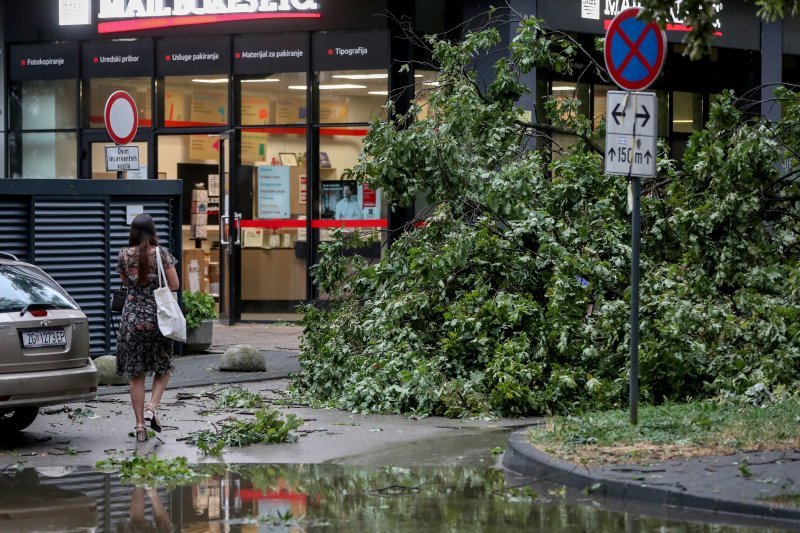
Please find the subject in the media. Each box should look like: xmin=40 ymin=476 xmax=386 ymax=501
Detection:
xmin=604 ymin=8 xmax=666 ymax=91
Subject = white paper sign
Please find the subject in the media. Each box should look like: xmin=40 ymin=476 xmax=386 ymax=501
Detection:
xmin=59 ymin=0 xmax=91 ymax=25
xmin=126 ymin=205 xmax=144 ymax=224
xmin=105 ymin=145 xmax=140 ymax=171
xmin=257 ymin=166 xmax=291 ymax=219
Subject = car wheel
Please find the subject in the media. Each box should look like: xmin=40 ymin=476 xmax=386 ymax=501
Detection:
xmin=0 ymin=407 xmax=39 ymax=432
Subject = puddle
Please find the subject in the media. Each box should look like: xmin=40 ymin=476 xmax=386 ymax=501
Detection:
xmin=0 ymin=464 xmax=794 ymax=532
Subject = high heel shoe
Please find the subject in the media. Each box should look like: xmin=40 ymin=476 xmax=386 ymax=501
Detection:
xmin=144 ymin=404 xmax=162 ymax=433
xmin=135 ymin=424 xmax=149 ymax=442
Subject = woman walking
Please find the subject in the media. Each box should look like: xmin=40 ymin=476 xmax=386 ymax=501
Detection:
xmin=116 ymin=213 xmax=180 ymax=442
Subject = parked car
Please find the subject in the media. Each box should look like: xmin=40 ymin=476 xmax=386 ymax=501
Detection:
xmin=0 ymin=252 xmax=98 ymax=433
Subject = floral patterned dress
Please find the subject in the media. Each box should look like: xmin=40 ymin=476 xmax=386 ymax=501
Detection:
xmin=116 ymin=247 xmax=178 ymax=379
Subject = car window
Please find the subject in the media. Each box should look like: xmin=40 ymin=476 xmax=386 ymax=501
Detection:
xmin=0 ymin=264 xmax=77 ymax=313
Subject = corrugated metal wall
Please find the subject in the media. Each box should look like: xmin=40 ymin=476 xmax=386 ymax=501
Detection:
xmin=0 ymin=180 xmax=182 ymax=355
xmin=0 ymin=198 xmax=30 ymax=262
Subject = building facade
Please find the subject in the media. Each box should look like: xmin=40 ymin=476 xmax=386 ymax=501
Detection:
xmin=0 ymin=0 xmax=793 ymax=345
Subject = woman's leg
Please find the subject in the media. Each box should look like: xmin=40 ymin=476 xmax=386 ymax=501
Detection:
xmin=149 ymin=371 xmax=170 ymax=411
xmin=129 ymin=375 xmax=146 ymax=426
xmin=130 ymin=486 xmax=146 ymax=525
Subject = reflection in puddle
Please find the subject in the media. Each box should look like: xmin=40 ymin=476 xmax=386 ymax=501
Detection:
xmin=0 ymin=464 xmax=792 ymax=532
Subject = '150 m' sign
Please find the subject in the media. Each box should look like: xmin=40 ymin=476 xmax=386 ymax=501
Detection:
xmin=98 ymin=0 xmax=321 ymax=19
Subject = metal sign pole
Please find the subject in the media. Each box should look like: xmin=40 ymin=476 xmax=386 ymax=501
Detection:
xmin=629 ymin=175 xmax=641 ymax=425
xmin=603 ymin=7 xmax=666 ymax=427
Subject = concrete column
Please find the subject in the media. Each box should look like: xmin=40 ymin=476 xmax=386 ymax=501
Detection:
xmin=387 ymin=0 xmax=416 ymax=242
xmin=761 ymin=20 xmax=782 ymax=122
xmin=509 ymin=0 xmax=537 ymax=120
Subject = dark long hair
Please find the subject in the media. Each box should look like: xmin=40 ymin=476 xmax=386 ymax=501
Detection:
xmin=129 ymin=213 xmax=159 ymax=286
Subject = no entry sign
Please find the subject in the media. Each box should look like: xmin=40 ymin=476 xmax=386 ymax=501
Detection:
xmin=104 ymin=90 xmax=138 ymax=145
xmin=604 ymin=7 xmax=666 ymax=91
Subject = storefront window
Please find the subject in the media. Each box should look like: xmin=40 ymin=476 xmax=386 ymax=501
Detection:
xmin=240 ymin=73 xmax=307 ymax=126
xmin=657 ymin=89 xmax=669 ymax=138
xmin=9 ymin=132 xmax=77 ymax=179
xmin=163 ymin=75 xmax=229 ymax=127
xmin=240 ymin=126 xmax=309 ymax=312
xmin=10 ymin=80 xmax=77 ymax=130
xmin=550 ymin=81 xmax=589 ymax=158
xmin=593 ymin=84 xmax=614 ymax=130
xmin=317 ymin=126 xmax=385 ymax=249
xmin=672 ymin=91 xmax=702 ymax=134
xmin=415 ymin=69 xmax=438 ymax=120
xmin=317 ymin=69 xmax=388 ymax=123
xmin=85 ymin=77 xmax=152 ymax=129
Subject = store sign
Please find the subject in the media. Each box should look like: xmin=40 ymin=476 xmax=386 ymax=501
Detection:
xmin=313 ymin=31 xmax=389 ymax=70
xmin=9 ymin=43 xmax=79 ymax=80
xmin=234 ymin=34 xmax=309 ymax=74
xmin=98 ymin=0 xmax=320 ymax=18
xmin=95 ymin=0 xmax=322 ymax=33
xmin=535 ymin=0 xmax=768 ymax=50
xmin=157 ymin=37 xmax=231 ymax=75
xmin=83 ymin=40 xmax=154 ymax=77
xmin=581 ymin=0 xmax=722 ymax=36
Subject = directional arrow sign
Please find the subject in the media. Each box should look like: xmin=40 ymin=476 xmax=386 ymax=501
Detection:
xmin=605 ymin=91 xmax=657 ymax=178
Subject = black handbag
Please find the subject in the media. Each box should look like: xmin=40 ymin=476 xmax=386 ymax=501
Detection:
xmin=110 ymin=288 xmax=127 ymax=313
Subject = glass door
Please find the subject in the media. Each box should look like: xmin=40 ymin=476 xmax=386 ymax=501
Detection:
xmin=217 ymin=130 xmax=241 ymax=324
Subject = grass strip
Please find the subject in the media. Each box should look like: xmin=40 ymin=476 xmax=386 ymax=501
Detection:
xmin=529 ymin=399 xmax=800 ymax=465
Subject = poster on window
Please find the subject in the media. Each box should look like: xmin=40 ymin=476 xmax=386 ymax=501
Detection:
xmin=276 ymin=100 xmax=306 ymax=123
xmin=189 ymin=135 xmax=218 ymax=161
xmin=359 ymin=183 xmax=381 ymax=220
xmin=241 ymin=95 xmax=269 ymax=124
xmin=191 ymin=92 xmax=227 ymax=125
xmin=257 ymin=166 xmax=291 ymax=219
xmin=321 ymin=180 xmax=360 ymax=220
xmin=241 ymin=131 xmax=268 ymax=163
xmin=164 ymin=91 xmax=187 ymax=123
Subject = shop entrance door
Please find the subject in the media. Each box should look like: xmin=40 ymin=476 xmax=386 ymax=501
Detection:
xmin=217 ymin=131 xmax=242 ymax=325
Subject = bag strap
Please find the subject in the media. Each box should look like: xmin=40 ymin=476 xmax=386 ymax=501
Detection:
xmin=155 ymin=246 xmax=169 ymax=289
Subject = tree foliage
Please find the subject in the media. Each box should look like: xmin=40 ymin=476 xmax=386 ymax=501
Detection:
xmin=639 ymin=0 xmax=800 ymax=59
xmin=290 ymin=15 xmax=800 ymax=418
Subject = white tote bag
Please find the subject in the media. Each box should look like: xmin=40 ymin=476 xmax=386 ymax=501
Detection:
xmin=154 ymin=247 xmax=187 ymax=342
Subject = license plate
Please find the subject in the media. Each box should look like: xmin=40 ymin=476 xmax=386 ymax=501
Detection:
xmin=22 ymin=328 xmax=67 ymax=348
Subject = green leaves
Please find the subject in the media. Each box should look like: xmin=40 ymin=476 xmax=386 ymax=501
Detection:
xmin=182 ymin=291 xmax=218 ymax=329
xmin=292 ymin=17 xmax=800 ymax=419
xmin=96 ymin=454 xmax=198 ymax=487
xmin=186 ymin=408 xmax=303 ymax=456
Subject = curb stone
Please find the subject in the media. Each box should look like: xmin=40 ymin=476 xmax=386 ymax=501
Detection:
xmin=503 ymin=429 xmax=800 ymax=525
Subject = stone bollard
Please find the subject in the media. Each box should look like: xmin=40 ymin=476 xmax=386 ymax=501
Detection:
xmin=219 ymin=344 xmax=266 ymax=372
xmin=94 ymin=355 xmax=128 ymax=385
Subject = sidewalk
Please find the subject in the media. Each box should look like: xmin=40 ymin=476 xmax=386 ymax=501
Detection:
xmin=93 ymin=322 xmax=800 ymax=526
xmin=504 ymin=429 xmax=800 ymax=528
xmin=100 ymin=322 xmax=303 ymax=395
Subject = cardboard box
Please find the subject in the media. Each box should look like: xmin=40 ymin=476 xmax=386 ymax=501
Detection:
xmin=191 ymin=188 xmax=209 ymax=203
xmin=243 ymin=228 xmax=265 ymax=248
xmin=190 ymin=225 xmax=208 ymax=239
xmin=182 ymin=249 xmax=208 ymax=293
xmin=208 ymin=262 xmax=220 ymax=283
xmin=191 ymin=201 xmax=208 ymax=214
xmin=190 ymin=214 xmax=208 ymax=226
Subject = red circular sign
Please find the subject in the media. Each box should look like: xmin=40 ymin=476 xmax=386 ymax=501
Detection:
xmin=104 ymin=91 xmax=138 ymax=145
xmin=604 ymin=8 xmax=666 ymax=91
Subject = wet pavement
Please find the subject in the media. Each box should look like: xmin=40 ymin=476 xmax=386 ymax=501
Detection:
xmin=0 ymin=378 xmax=537 ymax=468
xmin=3 ymin=462 xmax=795 ymax=532
xmin=2 ymin=322 xmax=799 ymax=530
